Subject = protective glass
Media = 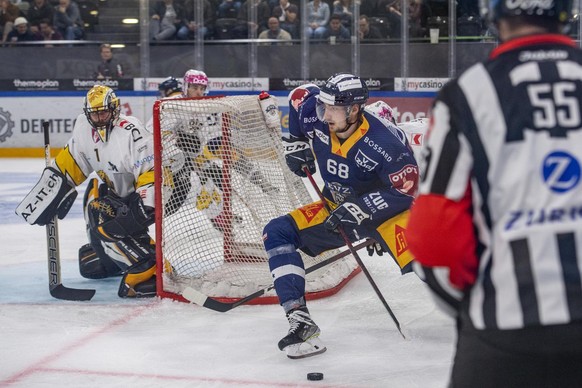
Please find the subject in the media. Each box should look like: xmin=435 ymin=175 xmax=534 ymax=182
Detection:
xmin=315 ymin=100 xmax=349 ymax=122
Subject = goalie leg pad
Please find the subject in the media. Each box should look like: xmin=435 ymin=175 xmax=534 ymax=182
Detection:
xmin=118 ymin=256 xmax=157 ymax=298
xmin=78 ymin=243 xmax=122 ymax=279
xmin=15 ymin=166 xmax=78 ymax=226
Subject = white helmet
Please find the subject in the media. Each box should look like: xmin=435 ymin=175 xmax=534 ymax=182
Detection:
xmin=183 ymin=69 xmax=208 ymax=95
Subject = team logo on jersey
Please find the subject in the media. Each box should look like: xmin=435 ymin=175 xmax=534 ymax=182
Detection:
xmin=355 ymin=149 xmax=379 ymax=171
xmin=327 ymin=182 xmax=355 ymax=204
xmin=290 ymin=87 xmax=311 ymax=111
xmin=394 ymin=224 xmax=409 ymax=257
xmin=0 ymin=108 xmax=14 ymax=143
xmin=409 ymin=132 xmax=423 ymax=146
xmin=297 ymin=202 xmax=326 ymax=223
xmin=314 ymin=129 xmax=329 ymax=144
xmin=542 ymin=151 xmax=581 ymax=193
xmin=389 ymin=164 xmax=419 ymax=196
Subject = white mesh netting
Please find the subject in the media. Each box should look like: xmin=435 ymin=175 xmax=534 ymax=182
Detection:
xmin=154 ymin=95 xmax=359 ymax=303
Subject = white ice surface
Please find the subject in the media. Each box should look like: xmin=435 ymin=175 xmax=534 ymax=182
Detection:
xmin=0 ymin=158 xmax=455 ymax=388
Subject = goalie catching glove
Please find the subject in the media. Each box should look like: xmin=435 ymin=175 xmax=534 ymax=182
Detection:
xmin=324 ymin=200 xmax=370 ymax=232
xmin=15 ymin=166 xmax=78 ymax=226
xmin=283 ymin=136 xmax=316 ymax=178
xmin=88 ymin=191 xmax=154 ymax=242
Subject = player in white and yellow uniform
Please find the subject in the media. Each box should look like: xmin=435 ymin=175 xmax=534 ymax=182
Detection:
xmin=17 ymin=85 xmax=157 ymax=298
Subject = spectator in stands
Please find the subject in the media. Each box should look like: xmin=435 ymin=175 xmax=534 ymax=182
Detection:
xmin=38 ymin=18 xmax=62 ymax=46
xmin=382 ymin=0 xmax=431 ymax=38
xmin=27 ymin=0 xmax=54 ymax=35
xmin=358 ymin=14 xmax=384 ymax=41
xmin=258 ymin=16 xmax=291 ymax=44
xmin=181 ymin=0 xmax=214 ymax=40
xmin=305 ymin=0 xmax=330 ymax=40
xmin=93 ymin=43 xmax=125 ymax=79
xmin=232 ymin=0 xmax=270 ymax=39
xmin=0 ymin=0 xmax=20 ymax=43
xmin=150 ymin=0 xmax=188 ymax=41
xmin=217 ymin=0 xmax=241 ymax=19
xmin=9 ymin=0 xmax=27 ymax=15
xmin=6 ymin=16 xmax=40 ymax=43
xmin=332 ymin=0 xmax=354 ymax=31
xmin=359 ymin=0 xmax=377 ymax=20
xmin=272 ymin=0 xmax=299 ymax=39
xmin=323 ymin=13 xmax=350 ymax=43
xmin=53 ymin=0 xmax=84 ymax=41
xmin=408 ymin=0 xmax=431 ymax=37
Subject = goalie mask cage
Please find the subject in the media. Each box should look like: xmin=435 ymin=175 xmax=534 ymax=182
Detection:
xmin=153 ymin=95 xmax=360 ymax=305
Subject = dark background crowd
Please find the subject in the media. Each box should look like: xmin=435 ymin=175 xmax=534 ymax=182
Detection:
xmin=0 ymin=0 xmax=488 ymax=45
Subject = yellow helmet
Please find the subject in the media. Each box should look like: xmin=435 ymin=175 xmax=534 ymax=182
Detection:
xmin=83 ymin=85 xmax=120 ymax=142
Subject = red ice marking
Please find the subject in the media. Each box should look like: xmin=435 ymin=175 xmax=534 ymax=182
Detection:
xmin=0 ymin=303 xmax=156 ymax=386
xmin=33 ymin=367 xmax=337 ymax=387
xmin=1 ymin=302 xmax=337 ymax=387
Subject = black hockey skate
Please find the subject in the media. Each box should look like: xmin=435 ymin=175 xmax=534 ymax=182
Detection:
xmin=278 ymin=307 xmax=327 ymax=359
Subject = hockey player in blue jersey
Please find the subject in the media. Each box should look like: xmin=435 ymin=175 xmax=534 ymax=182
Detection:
xmin=263 ymin=73 xmax=419 ymax=359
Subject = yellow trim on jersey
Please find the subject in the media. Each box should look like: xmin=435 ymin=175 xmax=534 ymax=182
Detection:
xmin=87 ymin=178 xmax=99 ymax=201
xmin=330 ymin=116 xmax=370 ymax=158
xmin=376 ymin=210 xmax=414 ymax=269
xmin=136 ymin=170 xmax=155 ymax=190
xmin=288 ymin=200 xmax=332 ymax=231
xmin=54 ymin=145 xmax=87 ymax=186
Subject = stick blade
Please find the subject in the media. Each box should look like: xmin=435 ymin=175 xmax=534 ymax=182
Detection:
xmin=182 ymin=287 xmax=232 ymax=312
xmin=50 ymin=284 xmax=96 ymax=301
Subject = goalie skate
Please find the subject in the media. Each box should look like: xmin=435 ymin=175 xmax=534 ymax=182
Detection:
xmin=278 ymin=307 xmax=327 ymax=359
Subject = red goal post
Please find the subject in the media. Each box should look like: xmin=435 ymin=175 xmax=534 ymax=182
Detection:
xmin=152 ymin=94 xmax=360 ymax=305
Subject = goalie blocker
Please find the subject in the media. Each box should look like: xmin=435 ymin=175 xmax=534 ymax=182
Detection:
xmin=16 ymin=166 xmax=78 ymax=226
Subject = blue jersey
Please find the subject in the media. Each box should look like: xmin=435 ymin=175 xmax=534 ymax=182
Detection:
xmin=288 ymin=88 xmax=418 ymax=227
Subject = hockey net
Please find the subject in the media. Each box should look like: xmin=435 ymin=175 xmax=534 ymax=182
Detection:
xmin=153 ymin=95 xmax=360 ymax=304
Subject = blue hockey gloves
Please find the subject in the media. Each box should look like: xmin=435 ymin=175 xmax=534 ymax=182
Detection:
xmin=282 ymin=136 xmax=316 ymax=178
xmin=324 ymin=201 xmax=370 ymax=232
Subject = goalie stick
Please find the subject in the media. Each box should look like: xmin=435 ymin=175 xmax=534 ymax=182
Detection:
xmin=303 ymin=168 xmax=405 ymax=339
xmin=43 ymin=121 xmax=96 ymax=301
xmin=182 ymin=238 xmax=375 ymax=312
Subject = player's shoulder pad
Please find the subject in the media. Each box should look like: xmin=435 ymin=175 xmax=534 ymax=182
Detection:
xmin=363 ymin=111 xmax=407 ymax=147
xmin=117 ymin=115 xmax=150 ymax=144
xmin=288 ymin=83 xmax=320 ymax=113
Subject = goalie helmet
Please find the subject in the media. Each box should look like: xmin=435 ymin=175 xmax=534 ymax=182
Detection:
xmin=183 ymin=69 xmax=209 ymax=96
xmin=158 ymin=76 xmax=181 ymax=98
xmin=83 ymin=85 xmax=121 ymax=143
xmin=479 ymin=0 xmax=573 ymax=24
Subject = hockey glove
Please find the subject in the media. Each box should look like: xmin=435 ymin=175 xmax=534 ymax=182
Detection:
xmin=15 ymin=166 xmax=78 ymax=226
xmin=282 ymin=136 xmax=316 ymax=178
xmin=88 ymin=192 xmax=154 ymax=242
xmin=324 ymin=200 xmax=370 ymax=233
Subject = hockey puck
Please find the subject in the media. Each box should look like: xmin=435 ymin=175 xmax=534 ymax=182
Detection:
xmin=307 ymin=372 xmax=324 ymax=381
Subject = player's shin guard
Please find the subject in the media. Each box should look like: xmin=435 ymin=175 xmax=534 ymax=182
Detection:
xmin=264 ymin=217 xmax=305 ymax=305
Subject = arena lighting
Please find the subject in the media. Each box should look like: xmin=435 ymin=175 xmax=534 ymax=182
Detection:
xmin=122 ymin=18 xmax=139 ymax=24
xmin=111 ymin=44 xmax=125 ymax=48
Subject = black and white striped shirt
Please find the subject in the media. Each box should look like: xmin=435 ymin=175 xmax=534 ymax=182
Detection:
xmin=417 ymin=34 xmax=582 ymax=330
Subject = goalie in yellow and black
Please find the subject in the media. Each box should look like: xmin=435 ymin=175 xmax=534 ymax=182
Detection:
xmin=16 ymin=85 xmax=158 ymax=298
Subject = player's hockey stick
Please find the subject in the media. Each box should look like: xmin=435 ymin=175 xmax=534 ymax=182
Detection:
xmin=182 ymin=238 xmax=375 ymax=312
xmin=303 ymin=168 xmax=405 ymax=339
xmin=43 ymin=121 xmax=96 ymax=301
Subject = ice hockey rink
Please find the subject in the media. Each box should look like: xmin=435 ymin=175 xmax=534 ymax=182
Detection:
xmin=1 ymin=158 xmax=455 ymax=388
